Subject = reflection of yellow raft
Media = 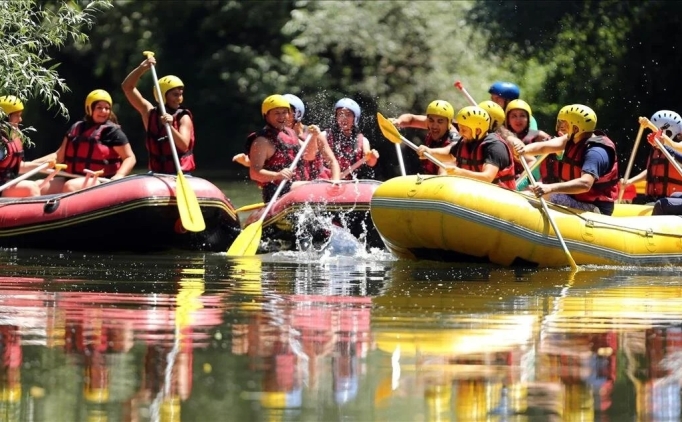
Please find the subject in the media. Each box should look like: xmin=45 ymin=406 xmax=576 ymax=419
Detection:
xmin=370 ymin=175 xmax=682 ymax=267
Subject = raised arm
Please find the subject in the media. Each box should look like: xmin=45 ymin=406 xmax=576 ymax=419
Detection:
xmin=121 ymin=58 xmax=156 ymax=128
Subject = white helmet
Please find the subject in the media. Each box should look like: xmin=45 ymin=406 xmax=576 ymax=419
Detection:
xmin=334 ymin=98 xmax=361 ymax=126
xmin=651 ymin=110 xmax=682 ymax=139
xmin=283 ymin=94 xmax=305 ymax=122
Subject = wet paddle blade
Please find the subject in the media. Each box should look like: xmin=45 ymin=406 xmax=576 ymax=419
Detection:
xmin=176 ymin=172 xmax=206 ymax=232
xmin=227 ymin=221 xmax=262 ymax=256
xmin=376 ymin=113 xmax=403 ymax=145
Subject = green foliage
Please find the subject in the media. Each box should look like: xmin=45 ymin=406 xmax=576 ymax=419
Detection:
xmin=0 ymin=0 xmax=112 ymax=119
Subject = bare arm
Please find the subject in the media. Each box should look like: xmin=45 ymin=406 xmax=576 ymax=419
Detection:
xmin=111 ymin=144 xmax=137 ymax=180
xmin=121 ymin=58 xmax=156 ymax=129
xmin=625 ymin=169 xmax=647 ymax=186
xmin=392 ymin=114 xmax=428 ymax=130
xmin=162 ymin=113 xmax=192 ymax=152
xmin=361 ymin=136 xmax=379 ymax=167
xmin=449 ymin=163 xmax=500 ymax=184
xmin=249 ymin=137 xmax=292 ymax=184
xmin=318 ymin=136 xmax=341 ymax=180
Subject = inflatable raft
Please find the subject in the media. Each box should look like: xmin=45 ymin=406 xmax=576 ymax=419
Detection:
xmin=0 ymin=174 xmax=241 ymax=252
xmin=242 ymin=179 xmax=384 ymax=252
xmin=370 ymin=175 xmax=682 ymax=267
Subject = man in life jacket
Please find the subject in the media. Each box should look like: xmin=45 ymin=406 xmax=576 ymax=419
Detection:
xmin=488 ymin=81 xmax=539 ymax=130
xmin=622 ymin=110 xmax=682 ymax=204
xmin=233 ymin=94 xmax=340 ymax=181
xmin=416 ymin=106 xmax=517 ymax=190
xmin=391 ymin=100 xmax=459 ymax=175
xmin=0 ymin=95 xmax=43 ymax=197
xmin=247 ymin=94 xmax=320 ymax=202
xmin=511 ymin=104 xmax=619 ymax=215
xmin=122 ymin=56 xmax=195 ymax=174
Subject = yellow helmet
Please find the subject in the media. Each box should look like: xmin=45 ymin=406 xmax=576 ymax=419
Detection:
xmin=455 ymin=106 xmax=490 ymax=136
xmin=478 ymin=100 xmax=505 ymax=131
xmin=84 ymin=89 xmax=113 ymax=116
xmin=0 ymin=96 xmax=24 ymax=116
xmin=261 ymin=94 xmax=290 ymax=118
xmin=557 ymin=104 xmax=597 ymax=137
xmin=425 ymin=100 xmax=454 ymax=122
xmin=153 ymin=75 xmax=184 ymax=103
xmin=505 ymin=99 xmax=532 ymax=117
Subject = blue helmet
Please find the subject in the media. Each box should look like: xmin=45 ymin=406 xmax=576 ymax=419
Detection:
xmin=283 ymin=94 xmax=305 ymax=122
xmin=488 ymin=81 xmax=520 ymax=100
xmin=334 ymin=98 xmax=361 ymax=126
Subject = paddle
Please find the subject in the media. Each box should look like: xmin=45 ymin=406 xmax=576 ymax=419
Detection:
xmin=453 ymin=81 xmax=478 ymax=106
xmin=395 ymin=144 xmax=407 ymax=176
xmin=521 ymin=156 xmax=578 ymax=271
xmin=227 ymin=133 xmax=315 ymax=256
xmin=234 ymin=202 xmax=265 ymax=214
xmin=341 ymin=155 xmax=369 ymax=179
xmin=376 ymin=112 xmax=448 ymax=169
xmin=143 ymin=51 xmax=205 ymax=232
xmin=618 ymin=122 xmax=646 ymax=203
xmin=39 ymin=168 xmax=110 ymax=183
xmin=0 ymin=161 xmax=52 ymax=193
xmin=639 ymin=117 xmax=682 ymax=176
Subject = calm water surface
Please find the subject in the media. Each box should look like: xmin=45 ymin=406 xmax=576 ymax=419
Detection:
xmin=0 ymin=180 xmax=680 ymax=421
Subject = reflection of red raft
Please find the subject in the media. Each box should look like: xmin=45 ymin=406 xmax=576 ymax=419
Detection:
xmin=243 ymin=180 xmax=384 ymax=251
xmin=0 ymin=174 xmax=241 ymax=252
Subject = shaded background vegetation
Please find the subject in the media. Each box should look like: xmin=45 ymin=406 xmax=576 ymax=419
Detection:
xmin=19 ymin=0 xmax=682 ymax=179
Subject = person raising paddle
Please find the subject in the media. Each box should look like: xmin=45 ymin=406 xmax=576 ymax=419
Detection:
xmin=0 ymin=96 xmax=44 ymax=197
xmin=122 ymin=56 xmax=196 ymax=174
xmin=416 ymin=106 xmax=516 ymax=190
xmin=391 ymin=100 xmax=459 ymax=175
xmin=247 ymin=94 xmax=320 ymax=202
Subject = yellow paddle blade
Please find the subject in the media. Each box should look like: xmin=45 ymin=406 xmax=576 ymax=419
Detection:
xmin=227 ymin=221 xmax=262 ymax=256
xmin=176 ymin=172 xmax=206 ymax=232
xmin=376 ymin=112 xmax=403 ymax=145
xmin=235 ymin=202 xmax=265 ymax=213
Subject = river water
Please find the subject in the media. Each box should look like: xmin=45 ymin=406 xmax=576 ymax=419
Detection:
xmin=0 ymin=179 xmax=680 ymax=421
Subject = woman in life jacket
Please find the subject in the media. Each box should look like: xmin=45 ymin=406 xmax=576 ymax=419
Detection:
xmin=488 ymin=81 xmax=538 ymax=130
xmin=511 ymin=104 xmax=619 ymax=215
xmin=503 ymin=99 xmax=560 ymax=189
xmin=416 ymin=106 xmax=517 ymax=190
xmin=39 ymin=89 xmax=136 ymax=194
xmin=0 ymin=96 xmax=43 ymax=197
xmin=122 ymin=56 xmax=195 ymax=174
xmin=318 ymin=98 xmax=379 ymax=180
xmin=391 ymin=100 xmax=459 ymax=175
xmin=233 ymin=94 xmax=340 ymax=180
xmin=247 ymin=94 xmax=320 ymax=202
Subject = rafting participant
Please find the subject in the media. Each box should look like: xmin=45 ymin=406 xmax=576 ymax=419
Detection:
xmin=621 ymin=111 xmax=682 ymax=203
xmin=416 ymin=106 xmax=516 ymax=190
xmin=233 ymin=94 xmax=340 ymax=180
xmin=39 ymin=89 xmax=136 ymax=194
xmin=0 ymin=95 xmax=46 ymax=197
xmin=509 ymin=104 xmax=619 ymax=215
xmin=391 ymin=100 xmax=459 ymax=175
xmin=488 ymin=81 xmax=538 ymax=130
xmin=122 ymin=56 xmax=195 ymax=174
xmin=317 ymin=98 xmax=379 ymax=180
xmin=247 ymin=94 xmax=322 ymax=202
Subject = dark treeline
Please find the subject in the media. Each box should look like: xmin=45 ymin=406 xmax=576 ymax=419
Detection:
xmin=20 ymin=1 xmax=682 ymax=178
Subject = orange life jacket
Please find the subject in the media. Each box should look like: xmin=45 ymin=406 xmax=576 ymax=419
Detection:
xmin=645 ymin=147 xmax=682 ymax=198
xmin=422 ymin=130 xmax=456 ymax=175
xmin=0 ymin=131 xmax=24 ymax=182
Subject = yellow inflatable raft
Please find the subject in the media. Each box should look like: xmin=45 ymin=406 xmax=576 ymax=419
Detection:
xmin=370 ymin=175 xmax=682 ymax=267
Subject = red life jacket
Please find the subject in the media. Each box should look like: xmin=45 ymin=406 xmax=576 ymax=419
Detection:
xmin=421 ymin=130 xmax=456 ymax=175
xmin=64 ymin=121 xmax=122 ymax=177
xmin=326 ymin=127 xmax=365 ymax=180
xmin=451 ymin=133 xmax=517 ymax=190
xmin=0 ymin=131 xmax=24 ymax=182
xmin=146 ymin=107 xmax=195 ymax=173
xmin=539 ymin=154 xmax=561 ymax=184
xmin=246 ymin=126 xmax=308 ymax=189
xmin=556 ymin=131 xmax=619 ymax=203
xmin=645 ymin=147 xmax=682 ymax=198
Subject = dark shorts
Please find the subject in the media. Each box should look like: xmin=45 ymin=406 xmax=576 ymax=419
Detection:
xmin=652 ymin=192 xmax=682 ymax=216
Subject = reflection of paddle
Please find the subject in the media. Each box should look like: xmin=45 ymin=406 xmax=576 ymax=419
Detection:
xmin=639 ymin=117 xmax=682 ymax=177
xmin=522 ymin=157 xmax=578 ymax=271
xmin=144 ymin=51 xmax=205 ymax=233
xmin=377 ymin=112 xmax=447 ymax=169
xmin=0 ymin=161 xmax=52 ymax=193
xmin=227 ymin=133 xmax=314 ymax=256
xmin=618 ymin=122 xmax=646 ymax=203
